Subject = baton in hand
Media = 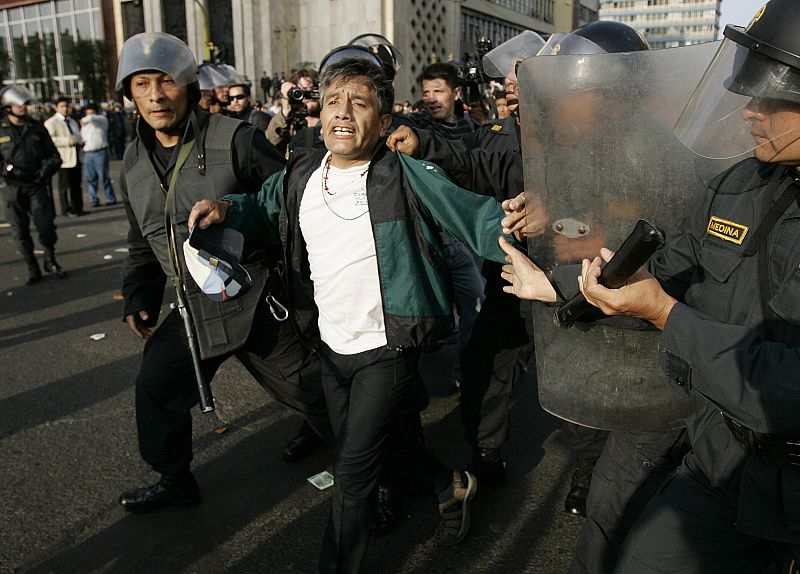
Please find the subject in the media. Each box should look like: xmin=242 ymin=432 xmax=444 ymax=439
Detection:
xmin=555 ymin=219 xmax=666 ymax=327
xmin=177 ymin=297 xmax=215 ymax=413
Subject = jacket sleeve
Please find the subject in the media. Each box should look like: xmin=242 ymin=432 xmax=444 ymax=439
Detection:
xmin=415 ymin=128 xmax=524 ymax=201
xmin=231 ymin=124 xmax=286 ymax=191
xmin=659 ymin=302 xmax=800 ymax=435
xmin=118 ymin=169 xmax=166 ymax=324
xmin=398 ymin=154 xmax=511 ymax=264
xmin=222 ymin=168 xmax=284 ymax=244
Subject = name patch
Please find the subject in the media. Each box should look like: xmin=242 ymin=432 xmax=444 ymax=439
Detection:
xmin=707 ymin=216 xmax=748 ymax=245
xmin=0 ymin=135 xmax=11 ymax=143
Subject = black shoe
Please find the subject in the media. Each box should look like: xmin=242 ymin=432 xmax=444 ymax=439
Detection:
xmin=466 ymin=448 xmax=507 ymax=486
xmin=74 ymin=210 xmax=88 ymax=217
xmin=370 ymin=483 xmax=402 ymax=536
xmin=119 ymin=473 xmax=201 ymax=513
xmin=282 ymin=423 xmax=322 ymax=462
xmin=564 ymin=456 xmax=598 ymax=517
xmin=25 ymin=257 xmax=42 ymax=285
xmin=43 ymin=252 xmax=67 ymax=279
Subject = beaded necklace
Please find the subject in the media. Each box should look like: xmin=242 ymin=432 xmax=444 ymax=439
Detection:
xmin=321 ymin=155 xmax=371 ymax=221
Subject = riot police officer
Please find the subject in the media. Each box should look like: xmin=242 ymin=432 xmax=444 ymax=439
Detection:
xmin=114 ymin=32 xmax=330 ymax=512
xmin=502 ymin=1 xmax=800 ymax=571
xmin=0 ymin=86 xmax=64 ymax=284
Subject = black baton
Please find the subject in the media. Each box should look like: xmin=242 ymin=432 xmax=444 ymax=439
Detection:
xmin=555 ymin=219 xmax=665 ymax=327
xmin=177 ymin=299 xmax=215 ymax=413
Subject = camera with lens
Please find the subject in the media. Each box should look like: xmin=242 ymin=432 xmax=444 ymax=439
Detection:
xmin=288 ymin=87 xmax=320 ymax=104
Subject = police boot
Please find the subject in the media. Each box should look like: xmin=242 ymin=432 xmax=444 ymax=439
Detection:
xmin=465 ymin=447 xmax=507 ymax=486
xmin=370 ymin=483 xmax=403 ymax=536
xmin=564 ymin=456 xmax=598 ymax=517
xmin=118 ymin=472 xmax=201 ymax=513
xmin=43 ymin=250 xmax=67 ymax=279
xmin=24 ymin=255 xmax=42 ymax=285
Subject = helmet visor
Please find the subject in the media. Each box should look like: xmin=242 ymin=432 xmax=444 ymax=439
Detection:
xmin=537 ymin=33 xmax=606 ymax=57
xmin=675 ymin=37 xmax=800 ymax=159
xmin=482 ymin=30 xmax=546 ymax=79
xmin=320 ymin=46 xmax=383 ymax=74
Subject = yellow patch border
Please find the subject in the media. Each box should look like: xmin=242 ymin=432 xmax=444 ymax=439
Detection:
xmin=707 ymin=216 xmax=749 ymax=245
xmin=0 ymin=135 xmax=11 ymax=143
xmin=490 ymin=124 xmax=503 ymax=133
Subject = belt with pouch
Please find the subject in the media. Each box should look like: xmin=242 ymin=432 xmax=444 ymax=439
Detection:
xmin=723 ymin=413 xmax=800 ymax=470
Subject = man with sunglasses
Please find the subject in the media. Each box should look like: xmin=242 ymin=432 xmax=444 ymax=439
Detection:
xmin=226 ymin=83 xmax=271 ymax=132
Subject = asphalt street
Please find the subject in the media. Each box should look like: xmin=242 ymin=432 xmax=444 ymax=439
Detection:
xmin=0 ymin=160 xmax=583 ymax=574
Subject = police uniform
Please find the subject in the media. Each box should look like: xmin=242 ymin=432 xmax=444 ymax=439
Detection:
xmin=120 ymin=108 xmax=331 ymax=480
xmin=0 ymin=112 xmax=62 ymax=281
xmin=612 ymin=159 xmax=800 ymax=573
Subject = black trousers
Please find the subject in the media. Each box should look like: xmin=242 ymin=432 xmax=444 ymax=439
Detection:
xmin=614 ymin=453 xmax=799 ymax=574
xmin=459 ymin=277 xmax=536 ymax=450
xmin=57 ymin=165 xmax=83 ymax=214
xmin=318 ymin=344 xmax=447 ymax=574
xmin=135 ymin=305 xmax=330 ymax=477
xmin=569 ymin=429 xmax=687 ymax=574
xmin=4 ymin=184 xmax=57 ymax=256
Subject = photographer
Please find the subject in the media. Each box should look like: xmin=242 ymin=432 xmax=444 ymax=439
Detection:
xmin=266 ymin=68 xmax=320 ymax=156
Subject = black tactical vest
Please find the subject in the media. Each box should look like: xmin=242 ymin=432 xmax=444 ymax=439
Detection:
xmin=122 ymin=112 xmax=269 ymax=358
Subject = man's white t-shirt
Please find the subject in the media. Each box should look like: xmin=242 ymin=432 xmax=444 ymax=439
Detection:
xmin=298 ymin=153 xmax=387 ymax=355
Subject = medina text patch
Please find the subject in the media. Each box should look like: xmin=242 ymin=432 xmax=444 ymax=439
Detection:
xmin=707 ymin=216 xmax=748 ymax=245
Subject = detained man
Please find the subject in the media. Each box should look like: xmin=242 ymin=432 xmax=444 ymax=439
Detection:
xmin=189 ymin=57 xmax=516 ymax=574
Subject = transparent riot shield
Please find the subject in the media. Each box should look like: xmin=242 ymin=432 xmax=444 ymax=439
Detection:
xmin=516 ymin=42 xmax=735 ymax=431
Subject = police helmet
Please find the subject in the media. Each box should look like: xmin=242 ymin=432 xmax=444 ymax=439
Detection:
xmin=539 ymin=21 xmax=649 ymax=57
xmin=722 ymin=0 xmax=800 ymax=104
xmin=320 ymin=45 xmax=385 ymax=78
xmin=115 ymin=32 xmax=198 ymax=99
xmin=348 ymin=34 xmax=402 ymax=81
xmin=0 ymin=85 xmax=34 ymax=107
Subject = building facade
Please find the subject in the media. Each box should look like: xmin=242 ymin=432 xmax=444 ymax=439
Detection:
xmin=598 ymin=0 xmax=720 ymax=49
xmin=0 ymin=0 xmax=115 ymax=101
xmin=0 ymin=0 xmax=600 ymax=103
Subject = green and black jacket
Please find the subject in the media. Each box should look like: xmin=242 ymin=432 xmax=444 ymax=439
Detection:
xmin=224 ymin=143 xmax=510 ymax=350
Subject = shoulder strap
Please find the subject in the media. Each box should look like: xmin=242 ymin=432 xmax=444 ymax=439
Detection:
xmin=164 ymin=139 xmax=196 ymax=293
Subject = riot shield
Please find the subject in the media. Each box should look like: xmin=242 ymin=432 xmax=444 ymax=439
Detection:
xmin=517 ymin=42 xmax=736 ymax=431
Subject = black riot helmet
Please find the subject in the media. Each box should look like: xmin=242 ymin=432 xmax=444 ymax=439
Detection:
xmin=539 ymin=21 xmax=649 ymax=57
xmin=722 ymin=0 xmax=800 ymax=103
xmin=675 ymin=0 xmax=800 ymax=159
xmin=349 ymin=34 xmax=402 ymax=81
xmin=536 ymin=21 xmax=649 ymax=95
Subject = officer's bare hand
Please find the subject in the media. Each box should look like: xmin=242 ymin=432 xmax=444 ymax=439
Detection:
xmin=501 ymin=193 xmax=548 ymax=239
xmin=578 ymin=247 xmax=676 ymax=331
xmin=498 ymin=236 xmax=557 ymax=302
xmin=188 ymin=199 xmax=230 ymax=231
xmin=386 ymin=126 xmax=420 ymax=157
xmin=125 ymin=310 xmax=152 ymax=340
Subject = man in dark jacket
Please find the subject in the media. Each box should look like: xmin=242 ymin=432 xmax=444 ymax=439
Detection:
xmin=0 ymin=86 xmax=64 ymax=284
xmin=501 ymin=1 xmax=800 ymax=571
xmin=114 ymin=32 xmax=330 ymax=513
xmin=226 ymin=83 xmax=270 ymax=131
xmin=190 ymin=57 xmax=514 ymax=574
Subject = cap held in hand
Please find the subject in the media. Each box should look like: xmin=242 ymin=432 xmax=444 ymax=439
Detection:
xmin=183 ymin=225 xmax=252 ymax=302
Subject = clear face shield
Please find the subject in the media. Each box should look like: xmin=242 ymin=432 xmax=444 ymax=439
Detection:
xmin=674 ymin=35 xmax=800 ymax=160
xmin=481 ymin=30 xmax=546 ymax=81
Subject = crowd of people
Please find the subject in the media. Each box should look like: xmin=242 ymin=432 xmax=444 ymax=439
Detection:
xmin=3 ymin=0 xmax=799 ymax=572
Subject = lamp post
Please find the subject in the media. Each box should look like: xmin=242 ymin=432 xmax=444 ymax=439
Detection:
xmin=273 ymin=25 xmax=297 ymax=78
